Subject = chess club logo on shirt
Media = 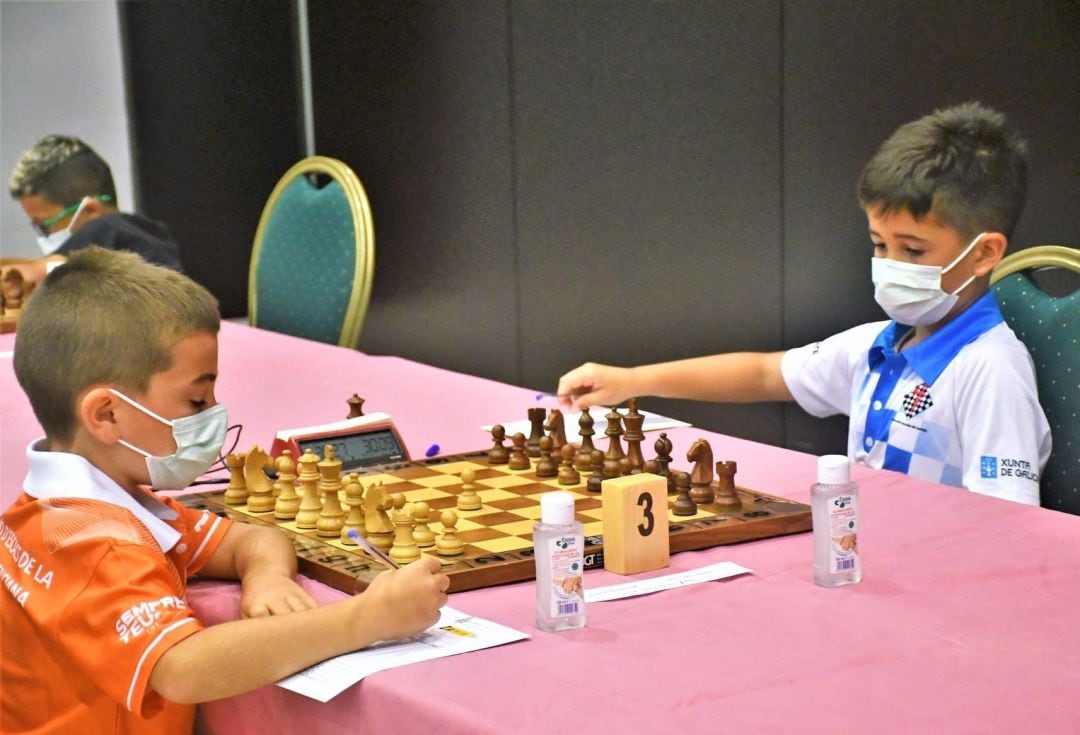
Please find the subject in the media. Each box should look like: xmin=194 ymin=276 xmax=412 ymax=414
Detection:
xmin=902 ymin=383 xmax=934 ymax=419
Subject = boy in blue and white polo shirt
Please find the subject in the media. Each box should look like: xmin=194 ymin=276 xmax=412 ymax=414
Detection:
xmin=557 ymin=102 xmax=1050 ymax=506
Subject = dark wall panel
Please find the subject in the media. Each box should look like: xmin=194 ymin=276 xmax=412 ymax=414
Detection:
xmin=511 ymin=1 xmax=786 ymax=444
xmin=781 ymin=0 xmax=1080 ymax=454
xmin=121 ymin=1 xmax=1079 ymax=456
xmin=120 ymin=1 xmax=302 ymax=317
xmin=308 ymin=1 xmax=517 ymax=382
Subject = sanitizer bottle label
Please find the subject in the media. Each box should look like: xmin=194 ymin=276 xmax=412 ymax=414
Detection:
xmin=828 ymin=494 xmax=858 ymax=573
xmin=546 ymin=535 xmax=584 ymax=617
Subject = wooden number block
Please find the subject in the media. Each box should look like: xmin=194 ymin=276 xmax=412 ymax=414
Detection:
xmin=601 ymin=473 xmax=670 ymax=575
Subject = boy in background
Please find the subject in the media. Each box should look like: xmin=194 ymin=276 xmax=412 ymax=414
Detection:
xmin=6 ymin=134 xmax=184 ymax=281
xmin=557 ymin=102 xmax=1050 ymax=506
xmin=1 ymin=247 xmax=448 ymax=734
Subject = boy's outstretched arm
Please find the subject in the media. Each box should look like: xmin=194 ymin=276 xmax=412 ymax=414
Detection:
xmin=197 ymin=523 xmax=317 ymax=617
xmin=150 ymin=555 xmax=448 ymax=703
xmin=557 ymin=352 xmax=793 ymax=410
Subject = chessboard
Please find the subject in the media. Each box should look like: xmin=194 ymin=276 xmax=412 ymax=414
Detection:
xmin=180 ymin=442 xmax=811 ymax=594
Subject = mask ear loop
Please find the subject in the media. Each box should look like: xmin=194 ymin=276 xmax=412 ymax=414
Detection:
xmin=189 ymin=423 xmax=243 ymax=484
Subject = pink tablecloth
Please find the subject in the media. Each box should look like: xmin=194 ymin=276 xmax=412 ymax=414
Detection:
xmin=5 ymin=324 xmax=1080 ymax=734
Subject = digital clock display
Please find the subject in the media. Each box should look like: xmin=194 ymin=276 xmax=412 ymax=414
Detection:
xmin=297 ymin=428 xmax=406 ymax=470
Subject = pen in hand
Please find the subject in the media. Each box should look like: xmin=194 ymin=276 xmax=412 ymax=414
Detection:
xmin=346 ymin=528 xmax=400 ymax=569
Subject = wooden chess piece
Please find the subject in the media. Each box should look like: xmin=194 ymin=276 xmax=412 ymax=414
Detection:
xmin=526 ymin=407 xmax=546 ymax=457
xmin=672 ymin=471 xmax=697 ymax=516
xmin=575 ymin=407 xmax=597 ymax=471
xmin=558 ymin=443 xmax=580 ymax=485
xmin=687 ymin=438 xmax=715 ymax=505
xmin=295 ymin=449 xmax=323 ymax=529
xmin=244 ymin=446 xmax=276 ymax=513
xmin=508 ymin=432 xmax=531 ymax=470
xmin=273 ymin=450 xmax=300 ymax=519
xmin=587 ymin=449 xmax=604 ymax=493
xmin=536 ymin=436 xmax=558 ymax=478
xmin=346 ymin=393 xmax=365 ymax=419
xmin=544 ymin=408 xmax=566 ymax=457
xmin=316 ymin=445 xmax=347 ymax=536
xmin=436 ymin=510 xmax=465 ymax=556
xmin=412 ymin=501 xmax=436 ymax=547
xmin=318 ymin=444 xmax=344 ymax=499
xmin=603 ymin=409 xmax=625 ymax=479
xmin=389 ymin=504 xmax=421 ymax=565
xmin=654 ymin=432 xmax=675 ymax=492
xmin=643 ymin=459 xmax=661 ymax=477
xmin=623 ymin=398 xmax=646 ymax=473
xmin=340 ymin=473 xmax=365 ymax=543
xmin=364 ymin=482 xmax=394 ymax=551
xmin=714 ymin=460 xmax=741 ymax=510
xmin=2 ymin=269 xmax=26 ymax=320
xmin=488 ymin=424 xmax=510 ymax=464
xmin=223 ymin=452 xmax=249 ymax=505
xmin=457 ymin=468 xmax=483 ymax=511
xmin=317 ymin=482 xmax=346 ymax=538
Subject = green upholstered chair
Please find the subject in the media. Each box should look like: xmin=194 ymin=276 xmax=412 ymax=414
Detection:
xmin=991 ymin=245 xmax=1080 ymax=514
xmin=248 ymin=156 xmax=375 ymax=347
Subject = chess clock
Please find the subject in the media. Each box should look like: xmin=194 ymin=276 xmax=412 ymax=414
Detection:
xmin=269 ymin=412 xmax=411 ymax=470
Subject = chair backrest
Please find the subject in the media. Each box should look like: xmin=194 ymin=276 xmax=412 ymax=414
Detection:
xmin=991 ymin=245 xmax=1080 ymax=514
xmin=248 ymin=156 xmax=375 ymax=347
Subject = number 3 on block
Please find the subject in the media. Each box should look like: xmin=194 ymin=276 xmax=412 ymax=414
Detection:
xmin=601 ymin=473 xmax=670 ymax=575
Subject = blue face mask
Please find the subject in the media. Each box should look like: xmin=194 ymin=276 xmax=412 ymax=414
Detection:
xmin=110 ymin=389 xmax=228 ymax=490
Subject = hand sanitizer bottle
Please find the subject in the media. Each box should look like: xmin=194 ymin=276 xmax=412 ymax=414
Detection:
xmin=811 ymin=455 xmax=861 ymax=587
xmin=534 ymin=491 xmax=586 ymax=631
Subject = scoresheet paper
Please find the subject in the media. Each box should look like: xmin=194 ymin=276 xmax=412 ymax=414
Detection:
xmin=277 ymin=608 xmax=529 ymax=702
xmin=482 ymin=408 xmax=690 ymax=445
xmin=584 ymin=562 xmax=753 ymax=603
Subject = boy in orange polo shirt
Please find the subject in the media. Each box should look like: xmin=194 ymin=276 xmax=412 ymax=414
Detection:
xmin=1 ymin=247 xmax=449 ymax=734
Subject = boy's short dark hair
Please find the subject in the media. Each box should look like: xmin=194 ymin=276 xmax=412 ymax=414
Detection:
xmin=13 ymin=247 xmax=220 ymax=443
xmin=857 ymin=102 xmax=1028 ymax=239
xmin=8 ymin=135 xmax=118 ymax=206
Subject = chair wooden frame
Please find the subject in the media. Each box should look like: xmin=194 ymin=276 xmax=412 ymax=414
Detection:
xmin=991 ymin=244 xmax=1080 ymax=283
xmin=248 ymin=155 xmax=375 ymax=347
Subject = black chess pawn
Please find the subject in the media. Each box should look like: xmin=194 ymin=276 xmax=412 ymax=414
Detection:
xmin=558 ymin=444 xmax=581 ymax=485
xmin=488 ymin=424 xmax=510 ymax=464
xmin=508 ymin=432 xmax=531 ymax=470
xmin=536 ymin=436 xmax=558 ymax=478
xmin=672 ymin=471 xmax=697 ymax=516
xmin=587 ymin=449 xmax=604 ymax=493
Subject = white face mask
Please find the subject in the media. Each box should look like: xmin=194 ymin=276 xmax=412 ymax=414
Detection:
xmin=35 ymin=197 xmax=92 ymax=256
xmin=871 ymin=232 xmax=985 ymax=326
xmin=110 ymin=389 xmax=228 ymax=490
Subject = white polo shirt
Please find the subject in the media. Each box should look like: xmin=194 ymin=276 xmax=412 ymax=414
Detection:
xmin=781 ymin=292 xmax=1051 ymax=505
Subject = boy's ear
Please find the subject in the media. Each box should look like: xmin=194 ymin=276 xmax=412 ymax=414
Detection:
xmin=78 ymin=387 xmax=123 ymax=444
xmin=72 ymin=197 xmax=109 ymax=230
xmin=973 ymin=232 xmax=1007 ymax=277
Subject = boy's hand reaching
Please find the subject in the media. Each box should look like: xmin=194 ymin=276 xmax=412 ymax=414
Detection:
xmin=556 ymin=362 xmax=634 ymax=410
xmin=359 ymin=555 xmax=449 ymax=642
xmin=241 ymin=570 xmax=318 ymax=618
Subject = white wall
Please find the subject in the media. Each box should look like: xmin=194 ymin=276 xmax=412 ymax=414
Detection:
xmin=0 ymin=0 xmax=133 ymax=258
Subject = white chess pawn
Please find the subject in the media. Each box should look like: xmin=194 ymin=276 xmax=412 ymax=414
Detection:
xmin=412 ymin=501 xmax=436 ymax=548
xmin=457 ymin=468 xmax=482 ymax=511
xmin=436 ymin=510 xmax=464 ymax=556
